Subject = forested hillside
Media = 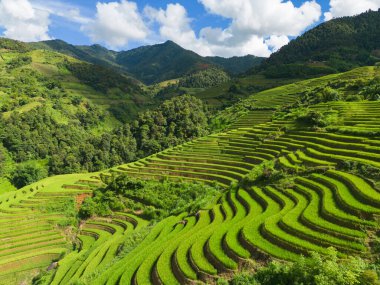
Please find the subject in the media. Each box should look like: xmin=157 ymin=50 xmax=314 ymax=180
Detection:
xmin=0 ymin=39 xmax=213 ymax=190
xmin=256 ymin=9 xmax=380 ymax=78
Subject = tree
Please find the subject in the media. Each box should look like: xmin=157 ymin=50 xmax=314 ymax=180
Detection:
xmin=11 ymin=162 xmax=48 ymax=189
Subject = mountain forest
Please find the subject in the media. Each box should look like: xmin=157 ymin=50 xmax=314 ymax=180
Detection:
xmin=0 ymin=8 xmax=380 ymax=285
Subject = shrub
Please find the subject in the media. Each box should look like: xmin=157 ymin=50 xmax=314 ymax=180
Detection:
xmin=78 ymin=198 xmax=97 ymax=219
xmin=296 ymin=109 xmax=339 ymax=128
xmin=346 ymin=95 xmax=363 ymax=102
xmin=10 ymin=162 xmax=48 ymax=189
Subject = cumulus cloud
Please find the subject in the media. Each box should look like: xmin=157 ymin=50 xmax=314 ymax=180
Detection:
xmin=81 ymin=0 xmax=149 ymax=49
xmin=199 ymin=0 xmax=321 ymax=37
xmin=325 ymin=0 xmax=380 ymax=21
xmin=144 ymin=4 xmax=212 ymax=56
xmin=0 ymin=0 xmax=51 ymax=41
xmin=145 ymin=1 xmax=321 ymax=57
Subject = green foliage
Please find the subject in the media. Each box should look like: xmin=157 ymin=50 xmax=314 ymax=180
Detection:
xmin=0 ymin=93 xmax=207 ymax=176
xmin=179 ymin=68 xmax=230 ymax=88
xmin=132 ymin=94 xmax=209 ymax=157
xmin=79 ymin=174 xmax=222 ymax=221
xmin=296 ymin=109 xmax=339 ymax=128
xmin=10 ymin=161 xmax=48 ymax=189
xmin=7 ymin=55 xmax=32 ymax=70
xmin=360 ymin=81 xmax=380 ymax=101
xmin=301 ymin=86 xmax=342 ymax=105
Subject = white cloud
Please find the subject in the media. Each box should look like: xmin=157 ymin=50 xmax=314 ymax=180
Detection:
xmin=145 ymin=1 xmax=321 ymax=57
xmin=144 ymin=4 xmax=212 ymax=56
xmin=265 ymin=35 xmax=290 ymax=52
xmin=32 ymin=0 xmax=91 ymax=25
xmin=81 ymin=0 xmax=149 ymax=49
xmin=199 ymin=0 xmax=321 ymax=37
xmin=325 ymin=0 xmax=380 ymax=21
xmin=0 ymin=0 xmax=51 ymax=41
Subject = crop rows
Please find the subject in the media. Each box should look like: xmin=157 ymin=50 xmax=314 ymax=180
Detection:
xmin=82 ymin=165 xmax=378 ymax=284
xmin=0 ymin=174 xmax=100 ymax=283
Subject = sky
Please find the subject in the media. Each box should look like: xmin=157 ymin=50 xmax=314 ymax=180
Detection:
xmin=0 ymin=0 xmax=379 ymax=58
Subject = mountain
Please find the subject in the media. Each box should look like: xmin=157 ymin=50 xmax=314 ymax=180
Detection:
xmin=32 ymin=40 xmax=263 ymax=84
xmin=115 ymin=40 xmax=212 ymax=84
xmin=30 ymin=40 xmax=121 ymax=72
xmin=256 ymin=9 xmax=380 ymax=78
xmin=207 ymin=55 xmax=263 ymax=75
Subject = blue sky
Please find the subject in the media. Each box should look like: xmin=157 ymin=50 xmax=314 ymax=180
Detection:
xmin=0 ymin=0 xmax=379 ymax=57
xmin=48 ymin=0 xmax=330 ymax=47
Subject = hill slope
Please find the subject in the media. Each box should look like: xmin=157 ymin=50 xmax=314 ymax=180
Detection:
xmin=0 ymin=38 xmax=157 ymax=178
xmin=2 ymin=66 xmax=380 ymax=284
xmin=257 ymin=10 xmax=380 ymax=78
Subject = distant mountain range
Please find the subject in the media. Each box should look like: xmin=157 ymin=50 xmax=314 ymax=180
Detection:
xmin=31 ymin=40 xmax=263 ymax=84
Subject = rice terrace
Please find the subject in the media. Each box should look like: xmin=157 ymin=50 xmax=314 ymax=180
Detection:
xmin=0 ymin=1 xmax=380 ymax=285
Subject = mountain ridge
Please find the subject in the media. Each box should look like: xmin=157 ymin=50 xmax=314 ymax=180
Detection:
xmin=31 ymin=39 xmax=263 ymax=84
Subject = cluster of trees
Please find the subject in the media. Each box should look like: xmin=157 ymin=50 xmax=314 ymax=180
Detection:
xmin=131 ymin=94 xmax=209 ymax=157
xmin=178 ymin=68 xmax=230 ymax=88
xmin=79 ymin=174 xmax=221 ymax=221
xmin=0 ymin=95 xmax=209 ymax=186
xmin=301 ymin=86 xmax=342 ymax=105
xmin=360 ymin=81 xmax=380 ymax=101
xmin=10 ymin=161 xmax=48 ymax=189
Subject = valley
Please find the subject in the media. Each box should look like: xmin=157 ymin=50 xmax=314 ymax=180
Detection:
xmin=0 ymin=8 xmax=379 ymax=285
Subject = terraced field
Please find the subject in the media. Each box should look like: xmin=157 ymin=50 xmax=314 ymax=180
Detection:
xmin=2 ymin=67 xmax=380 ymax=284
xmin=76 ymin=101 xmax=379 ymax=284
xmin=0 ymin=174 xmax=101 ymax=284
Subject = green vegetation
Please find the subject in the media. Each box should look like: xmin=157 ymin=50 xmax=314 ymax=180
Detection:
xmin=0 ymin=90 xmax=208 ymax=176
xmin=10 ymin=161 xmax=48 ymax=188
xmin=34 ymin=40 xmax=262 ymax=84
xmin=4 ymin=67 xmax=380 ymax=284
xmin=79 ymin=174 xmax=222 ymax=220
xmin=257 ymin=10 xmax=380 ymax=78
xmin=219 ymin=248 xmax=380 ymax=285
xmin=178 ymin=68 xmax=230 ymax=88
xmin=2 ymin=10 xmax=380 ymax=285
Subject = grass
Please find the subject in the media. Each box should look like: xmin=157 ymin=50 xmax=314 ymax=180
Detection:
xmin=295 ymin=177 xmax=375 ymax=228
xmin=207 ymin=193 xmax=239 ymax=270
xmin=190 ymin=205 xmax=224 ymax=275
